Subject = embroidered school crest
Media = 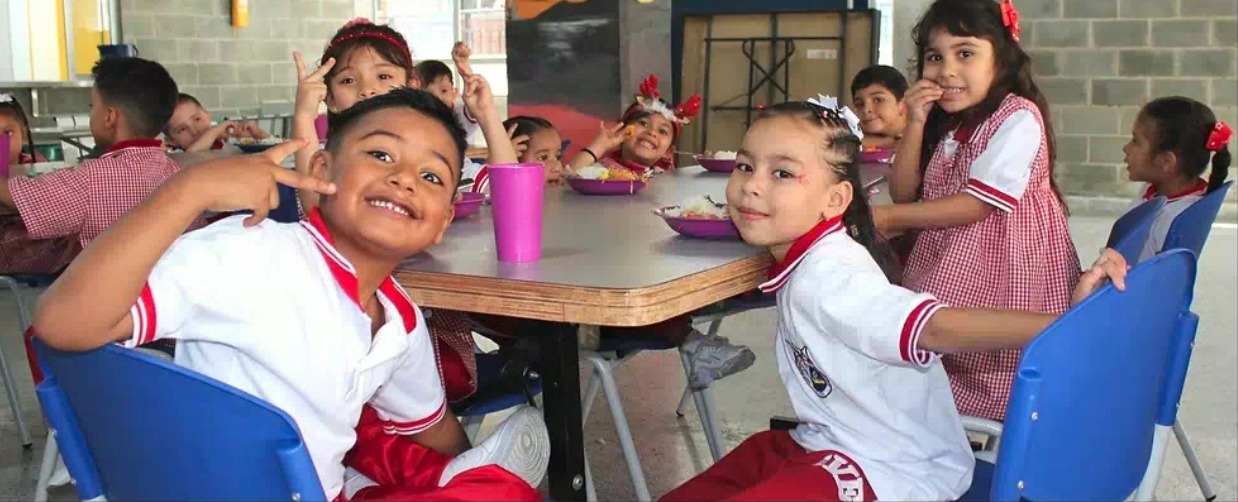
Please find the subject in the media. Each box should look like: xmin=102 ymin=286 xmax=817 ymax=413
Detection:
xmin=788 ymin=342 xmax=831 ymax=398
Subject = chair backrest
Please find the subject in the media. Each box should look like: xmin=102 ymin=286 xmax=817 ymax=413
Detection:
xmin=990 ymin=250 xmax=1199 ymax=501
xmin=33 ymin=340 xmax=326 ymax=501
xmin=1162 ymin=181 xmax=1233 ymax=258
xmin=1106 ymin=196 xmax=1166 ymax=264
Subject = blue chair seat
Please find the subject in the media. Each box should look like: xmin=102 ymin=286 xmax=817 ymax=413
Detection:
xmin=454 ymin=353 xmax=543 ymax=417
xmin=958 ymin=459 xmax=995 ymax=502
xmin=4 ymin=272 xmax=60 ymax=288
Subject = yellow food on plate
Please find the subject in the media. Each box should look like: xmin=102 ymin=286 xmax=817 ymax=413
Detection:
xmin=573 ymin=163 xmax=645 ymax=181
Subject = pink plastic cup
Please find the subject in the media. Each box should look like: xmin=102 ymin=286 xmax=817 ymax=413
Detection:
xmin=488 ymin=163 xmax=546 ymax=262
xmin=314 ymin=114 xmax=329 ymax=142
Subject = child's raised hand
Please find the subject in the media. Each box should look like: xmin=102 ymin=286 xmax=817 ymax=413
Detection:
xmin=294 ymin=52 xmax=335 ymax=120
xmin=462 ymin=74 xmax=497 ymax=120
xmin=1072 ymin=248 xmax=1129 ymax=305
xmin=235 ymin=121 xmax=269 ymax=140
xmin=178 ymin=139 xmax=336 ymax=226
xmin=507 ymin=124 xmax=531 ymax=157
xmin=905 ymin=80 xmax=943 ymax=126
xmin=452 ymin=42 xmax=474 ymax=77
xmin=587 ymin=122 xmax=630 ymax=157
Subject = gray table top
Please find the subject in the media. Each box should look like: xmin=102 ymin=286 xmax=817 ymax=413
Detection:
xmin=400 ymin=166 xmax=764 ymax=290
xmin=399 ymin=163 xmax=889 ymax=290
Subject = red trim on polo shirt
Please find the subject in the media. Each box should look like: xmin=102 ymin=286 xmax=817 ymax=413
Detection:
xmin=1143 ymin=179 xmax=1208 ymax=203
xmin=104 ymin=138 xmax=163 ymax=156
xmin=758 ymin=215 xmax=845 ymax=294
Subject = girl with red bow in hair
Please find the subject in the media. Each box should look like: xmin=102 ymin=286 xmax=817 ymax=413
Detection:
xmin=1121 ymin=96 xmax=1232 ymax=262
xmin=873 ymin=0 xmax=1081 ymax=423
xmin=566 ymin=74 xmax=702 ymax=177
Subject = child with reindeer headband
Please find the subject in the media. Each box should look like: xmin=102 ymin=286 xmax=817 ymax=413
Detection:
xmin=873 ymin=0 xmax=1081 ymax=423
xmin=566 ymin=74 xmax=702 ymax=177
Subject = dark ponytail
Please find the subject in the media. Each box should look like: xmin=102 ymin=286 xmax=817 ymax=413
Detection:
xmin=1208 ymin=146 xmax=1231 ymax=192
xmin=753 ymin=102 xmax=901 ymax=282
xmin=1140 ymin=96 xmax=1232 ymax=193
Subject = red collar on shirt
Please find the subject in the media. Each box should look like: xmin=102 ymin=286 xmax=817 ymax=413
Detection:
xmin=211 ymin=139 xmax=226 ymax=150
xmin=603 ymin=152 xmax=654 ymax=174
xmin=758 ymin=215 xmax=845 ymax=294
xmin=950 ymin=117 xmax=982 ymax=143
xmin=1143 ymin=179 xmax=1208 ymax=203
xmin=301 ymin=208 xmax=418 ymax=332
xmin=104 ymin=138 xmax=163 ymax=155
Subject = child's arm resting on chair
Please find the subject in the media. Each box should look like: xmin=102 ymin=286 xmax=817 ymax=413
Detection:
xmin=918 ymin=249 xmax=1129 ymax=354
xmin=32 ymin=140 xmax=335 ymax=351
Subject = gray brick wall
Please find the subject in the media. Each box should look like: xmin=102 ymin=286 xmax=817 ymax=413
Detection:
xmin=619 ymin=0 xmax=672 ymax=113
xmin=119 ymin=0 xmax=358 ymax=119
xmin=1019 ymin=0 xmax=1237 ymax=202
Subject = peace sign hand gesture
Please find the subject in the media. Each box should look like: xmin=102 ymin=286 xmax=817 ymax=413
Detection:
xmin=293 ymin=52 xmax=336 ymax=121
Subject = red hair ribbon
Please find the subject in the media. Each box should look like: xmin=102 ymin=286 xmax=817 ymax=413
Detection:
xmin=1206 ymin=121 xmax=1232 ymax=152
xmin=675 ymin=94 xmax=702 ymax=120
xmin=1001 ymin=0 xmax=1021 ymax=43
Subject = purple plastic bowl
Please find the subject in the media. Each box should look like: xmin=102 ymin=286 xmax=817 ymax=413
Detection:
xmin=653 ymin=207 xmax=741 ymax=240
xmin=695 ymin=156 xmax=737 ymax=173
xmin=858 ymin=148 xmax=895 ymax=164
xmin=453 ymin=192 xmax=486 ymax=220
xmin=565 ymin=176 xmax=648 ymax=195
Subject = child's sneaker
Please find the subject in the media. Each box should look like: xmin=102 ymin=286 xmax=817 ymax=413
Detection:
xmin=438 ymin=405 xmax=550 ymax=488
xmin=687 ymin=337 xmax=756 ymax=390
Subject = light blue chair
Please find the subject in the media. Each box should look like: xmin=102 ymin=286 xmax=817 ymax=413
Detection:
xmin=32 ymin=339 xmax=326 ymax=501
xmin=1106 ymin=196 xmax=1166 ymax=264
xmin=961 ymin=250 xmax=1199 ymax=501
xmin=1153 ymin=180 xmax=1233 ymax=501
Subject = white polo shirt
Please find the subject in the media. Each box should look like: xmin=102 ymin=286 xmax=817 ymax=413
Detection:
xmin=124 ymin=210 xmax=446 ymax=500
xmin=761 ymin=216 xmax=974 ymax=501
xmin=1125 ymin=179 xmax=1208 ymax=263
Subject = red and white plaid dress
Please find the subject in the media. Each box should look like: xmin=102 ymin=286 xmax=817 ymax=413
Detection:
xmin=1 ymin=139 xmax=190 ymax=273
xmin=903 ymin=94 xmax=1080 ymax=421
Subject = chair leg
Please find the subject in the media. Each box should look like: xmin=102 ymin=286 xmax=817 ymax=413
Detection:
xmin=585 ymin=355 xmax=651 ymax=502
xmin=0 ymin=278 xmax=32 ymax=446
xmin=675 ymin=386 xmax=692 ymax=417
xmin=34 ymin=434 xmax=58 ymax=502
xmin=706 ymin=319 xmax=722 ymax=338
xmin=679 ymin=350 xmax=723 ymax=463
xmin=583 ymin=453 xmax=598 ymax=502
xmin=1173 ymin=419 xmax=1217 ymax=501
xmin=581 ymin=366 xmax=603 ymax=423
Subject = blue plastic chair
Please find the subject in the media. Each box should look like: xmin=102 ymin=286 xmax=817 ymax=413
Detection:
xmin=1152 ymin=180 xmax=1232 ymax=501
xmin=1163 ymin=181 xmax=1233 ymax=258
xmin=1106 ymin=196 xmax=1166 ymax=264
xmin=961 ymin=250 xmax=1199 ymax=501
xmin=32 ymin=339 xmax=326 ymax=501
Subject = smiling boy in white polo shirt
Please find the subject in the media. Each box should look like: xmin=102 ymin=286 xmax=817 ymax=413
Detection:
xmin=32 ymin=88 xmax=548 ymax=501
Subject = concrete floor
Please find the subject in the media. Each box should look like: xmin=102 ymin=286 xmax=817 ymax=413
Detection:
xmin=0 ymin=215 xmax=1232 ymax=501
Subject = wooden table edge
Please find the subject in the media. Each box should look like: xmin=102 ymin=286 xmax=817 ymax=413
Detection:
xmin=395 ymin=253 xmax=773 ymax=327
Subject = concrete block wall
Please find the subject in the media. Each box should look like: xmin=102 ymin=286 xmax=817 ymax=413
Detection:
xmin=619 ymin=0 xmax=672 ymax=114
xmin=119 ymin=0 xmax=359 ymax=119
xmin=1016 ymin=0 xmax=1237 ymax=205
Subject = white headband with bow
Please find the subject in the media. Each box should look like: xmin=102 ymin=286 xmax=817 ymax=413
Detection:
xmin=0 ymin=93 xmax=13 ymax=104
xmin=807 ymin=94 xmax=864 ymax=141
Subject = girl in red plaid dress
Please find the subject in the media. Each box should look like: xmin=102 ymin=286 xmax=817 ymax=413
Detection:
xmin=874 ymin=0 xmax=1080 ymax=422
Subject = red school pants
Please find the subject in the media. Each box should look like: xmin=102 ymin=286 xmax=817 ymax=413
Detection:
xmin=344 ymin=405 xmax=539 ymax=501
xmin=659 ymin=430 xmax=878 ymax=502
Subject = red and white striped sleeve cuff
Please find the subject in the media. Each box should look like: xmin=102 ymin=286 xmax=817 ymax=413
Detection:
xmin=380 ymin=400 xmax=447 ymax=435
xmin=965 ymin=178 xmax=1019 ymax=213
xmin=899 ymin=299 xmax=944 ymax=367
xmin=127 ymin=283 xmax=159 ymax=348
xmin=471 ymin=166 xmax=490 ymax=194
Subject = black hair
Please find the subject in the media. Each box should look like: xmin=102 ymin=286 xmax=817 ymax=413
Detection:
xmin=414 ymin=60 xmax=454 ymax=88
xmin=502 ymin=115 xmax=556 ymax=140
xmin=326 ymin=88 xmax=467 ymax=187
xmin=176 ymin=93 xmax=202 ymax=108
xmin=322 ymin=22 xmax=415 ymax=89
xmin=851 ymin=65 xmax=910 ymax=100
xmin=92 ymin=57 xmax=178 ymax=138
xmin=912 ymin=0 xmax=1065 ymax=208
xmin=1140 ymin=96 xmax=1232 ymax=192
xmin=753 ymin=101 xmax=900 ymax=282
xmin=0 ymin=96 xmax=36 ymax=164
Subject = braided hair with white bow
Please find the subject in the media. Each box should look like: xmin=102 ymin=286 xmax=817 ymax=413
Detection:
xmin=754 ymin=100 xmax=900 ymax=282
